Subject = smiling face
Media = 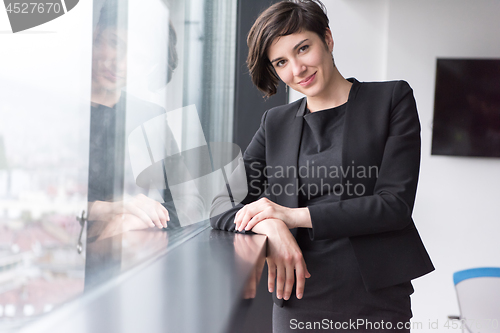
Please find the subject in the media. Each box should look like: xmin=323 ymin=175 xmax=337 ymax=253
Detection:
xmin=92 ymin=27 xmax=128 ymax=92
xmin=267 ymin=29 xmax=334 ymax=100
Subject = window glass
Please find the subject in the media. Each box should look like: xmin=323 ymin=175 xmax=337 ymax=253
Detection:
xmin=0 ymin=0 xmax=237 ymax=328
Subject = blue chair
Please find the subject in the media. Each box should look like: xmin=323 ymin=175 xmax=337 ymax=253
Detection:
xmin=449 ymin=267 xmax=500 ymax=333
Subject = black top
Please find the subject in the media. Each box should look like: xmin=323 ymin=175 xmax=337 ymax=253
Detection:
xmin=296 ymin=102 xmax=347 ymax=249
xmin=88 ymin=102 xmax=126 ymax=203
xmin=294 ymin=103 xmax=360 ymax=311
xmin=298 ymin=103 xmax=346 ymax=206
xmin=87 ymin=94 xmax=182 ymax=226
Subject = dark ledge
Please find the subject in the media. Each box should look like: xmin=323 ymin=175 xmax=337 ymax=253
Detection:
xmin=21 ymin=223 xmax=267 ymax=333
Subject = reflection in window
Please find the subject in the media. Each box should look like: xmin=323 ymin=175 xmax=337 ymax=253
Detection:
xmin=0 ymin=0 xmax=237 ymax=329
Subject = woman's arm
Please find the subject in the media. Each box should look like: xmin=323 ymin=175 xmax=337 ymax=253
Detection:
xmin=210 ymin=111 xmax=270 ymax=232
xmin=210 ymin=110 xmax=311 ymax=300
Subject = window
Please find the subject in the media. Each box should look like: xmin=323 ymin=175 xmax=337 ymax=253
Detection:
xmin=0 ymin=0 xmax=237 ymax=328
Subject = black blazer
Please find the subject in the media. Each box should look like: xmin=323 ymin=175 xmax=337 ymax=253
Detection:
xmin=211 ymin=78 xmax=434 ymax=294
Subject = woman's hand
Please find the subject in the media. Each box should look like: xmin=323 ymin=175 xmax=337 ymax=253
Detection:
xmin=122 ymin=194 xmax=169 ymax=228
xmin=251 ymin=219 xmax=311 ymax=300
xmin=89 ymin=194 xmax=169 ymax=229
xmin=234 ymin=197 xmax=311 ymax=231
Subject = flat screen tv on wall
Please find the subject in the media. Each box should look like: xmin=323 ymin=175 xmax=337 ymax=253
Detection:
xmin=431 ymin=58 xmax=500 ymax=158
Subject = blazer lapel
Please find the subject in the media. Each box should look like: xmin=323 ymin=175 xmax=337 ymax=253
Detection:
xmin=268 ymin=98 xmax=307 ymax=209
xmin=341 ymin=78 xmax=362 ymax=200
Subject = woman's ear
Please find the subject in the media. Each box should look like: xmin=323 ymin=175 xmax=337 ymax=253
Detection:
xmin=325 ymin=28 xmax=334 ymax=53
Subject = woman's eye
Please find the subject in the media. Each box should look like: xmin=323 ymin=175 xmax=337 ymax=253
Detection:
xmin=299 ymin=45 xmax=309 ymax=53
xmin=276 ymin=60 xmax=286 ymax=67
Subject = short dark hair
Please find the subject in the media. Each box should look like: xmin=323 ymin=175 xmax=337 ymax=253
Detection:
xmin=247 ymin=0 xmax=329 ymax=97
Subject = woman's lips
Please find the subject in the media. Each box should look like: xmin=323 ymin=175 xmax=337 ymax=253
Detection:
xmin=298 ymin=72 xmax=317 ymax=87
xmin=103 ymin=68 xmax=121 ymax=82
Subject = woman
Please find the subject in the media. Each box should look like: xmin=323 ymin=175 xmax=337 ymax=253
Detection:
xmin=211 ymin=0 xmax=434 ymax=331
xmin=87 ymin=1 xmax=199 ymax=237
xmin=87 ymin=3 xmax=172 ymax=232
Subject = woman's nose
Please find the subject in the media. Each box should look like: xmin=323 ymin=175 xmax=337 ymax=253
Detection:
xmin=290 ymin=59 xmax=306 ymax=77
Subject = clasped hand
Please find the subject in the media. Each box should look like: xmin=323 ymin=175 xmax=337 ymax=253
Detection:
xmin=252 ymin=218 xmax=311 ymax=300
xmin=234 ymin=198 xmax=312 ymax=300
xmin=234 ymin=197 xmax=297 ymax=231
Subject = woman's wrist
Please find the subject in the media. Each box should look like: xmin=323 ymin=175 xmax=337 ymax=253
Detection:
xmin=285 ymin=207 xmax=312 ymax=229
xmin=88 ymin=200 xmax=112 ymax=220
xmin=251 ymin=218 xmax=287 ymax=236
